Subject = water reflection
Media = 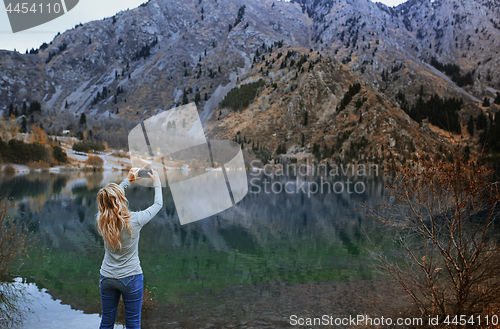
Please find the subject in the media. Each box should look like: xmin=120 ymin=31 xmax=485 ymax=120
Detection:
xmin=0 ymin=278 xmax=30 ymax=328
xmin=1 ymin=171 xmax=391 ymax=326
xmin=3 ymin=278 xmax=113 ymax=329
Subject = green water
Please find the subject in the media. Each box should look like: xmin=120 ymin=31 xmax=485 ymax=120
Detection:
xmin=2 ymin=171 xmax=391 ymax=315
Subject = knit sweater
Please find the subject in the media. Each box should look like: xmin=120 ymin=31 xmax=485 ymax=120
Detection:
xmin=99 ymin=179 xmax=163 ymax=279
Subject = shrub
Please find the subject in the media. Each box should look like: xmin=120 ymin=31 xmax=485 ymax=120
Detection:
xmin=364 ymin=147 xmax=500 ymax=317
xmin=86 ymin=155 xmax=104 ymax=169
xmin=52 ymin=145 xmax=67 ymax=163
xmin=72 ymin=141 xmax=105 ymax=153
xmin=0 ymin=138 xmax=50 ymax=164
xmin=3 ymin=165 xmax=15 ymax=175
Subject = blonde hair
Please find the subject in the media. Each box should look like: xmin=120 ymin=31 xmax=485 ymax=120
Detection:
xmin=97 ymin=183 xmax=132 ymax=250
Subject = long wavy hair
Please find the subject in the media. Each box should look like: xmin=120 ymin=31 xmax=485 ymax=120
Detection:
xmin=97 ymin=183 xmax=132 ymax=250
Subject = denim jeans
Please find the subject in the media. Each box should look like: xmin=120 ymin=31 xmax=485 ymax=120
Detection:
xmin=99 ymin=273 xmax=143 ymax=329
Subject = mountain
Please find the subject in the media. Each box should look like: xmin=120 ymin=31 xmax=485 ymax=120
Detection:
xmin=205 ymin=46 xmax=443 ymax=165
xmin=292 ymin=0 xmax=500 ymax=101
xmin=1 ymin=0 xmax=499 ymax=163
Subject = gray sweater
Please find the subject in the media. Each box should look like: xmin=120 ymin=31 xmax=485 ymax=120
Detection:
xmin=99 ymin=179 xmax=163 ymax=279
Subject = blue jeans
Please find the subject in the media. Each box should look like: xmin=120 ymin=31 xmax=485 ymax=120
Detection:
xmin=99 ymin=273 xmax=143 ymax=329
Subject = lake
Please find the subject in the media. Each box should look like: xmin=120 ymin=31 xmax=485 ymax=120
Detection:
xmin=0 ymin=170 xmax=404 ymax=328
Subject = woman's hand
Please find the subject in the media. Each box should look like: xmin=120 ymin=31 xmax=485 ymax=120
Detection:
xmin=148 ymin=169 xmax=160 ymax=184
xmin=127 ymin=168 xmax=141 ymax=182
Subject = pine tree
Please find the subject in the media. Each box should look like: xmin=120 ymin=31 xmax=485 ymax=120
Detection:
xmin=21 ymin=116 xmax=27 ymax=133
xmin=65 ymin=100 xmax=68 ymax=109
xmin=382 ymin=69 xmax=388 ymax=82
xmin=476 ymin=111 xmax=488 ymax=130
xmin=483 ymin=97 xmax=491 ymax=107
xmin=182 ymin=89 xmax=189 ymax=105
xmin=495 ymin=92 xmax=500 ymax=105
xmin=467 ymin=115 xmax=474 ymax=136
xmin=80 ymin=113 xmax=87 ymax=126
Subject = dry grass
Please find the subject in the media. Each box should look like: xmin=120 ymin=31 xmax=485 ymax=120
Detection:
xmin=3 ymin=165 xmax=16 ymax=175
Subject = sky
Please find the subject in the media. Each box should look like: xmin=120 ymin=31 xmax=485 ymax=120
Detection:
xmin=0 ymin=0 xmax=407 ymax=52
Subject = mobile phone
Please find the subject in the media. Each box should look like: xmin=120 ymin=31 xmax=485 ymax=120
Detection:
xmin=138 ymin=169 xmax=152 ymax=178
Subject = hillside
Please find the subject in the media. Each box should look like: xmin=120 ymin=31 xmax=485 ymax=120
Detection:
xmin=205 ymin=46 xmax=447 ymax=165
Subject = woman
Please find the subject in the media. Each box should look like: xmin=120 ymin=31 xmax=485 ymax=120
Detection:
xmin=97 ymin=167 xmax=162 ymax=329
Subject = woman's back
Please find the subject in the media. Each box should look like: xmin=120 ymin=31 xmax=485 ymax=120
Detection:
xmin=99 ymin=178 xmax=163 ymax=279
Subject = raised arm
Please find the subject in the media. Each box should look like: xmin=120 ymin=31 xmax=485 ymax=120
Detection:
xmin=119 ymin=178 xmax=130 ymax=191
xmin=135 ymin=170 xmax=163 ymax=227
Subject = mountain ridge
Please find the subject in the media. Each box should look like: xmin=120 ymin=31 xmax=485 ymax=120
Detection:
xmin=1 ymin=0 xmax=499 ymax=162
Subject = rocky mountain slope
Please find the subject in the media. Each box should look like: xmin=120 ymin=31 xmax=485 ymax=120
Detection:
xmin=1 ymin=0 xmax=499 ymax=161
xmin=299 ymin=0 xmax=500 ymax=102
xmin=205 ymin=46 xmax=442 ymax=165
